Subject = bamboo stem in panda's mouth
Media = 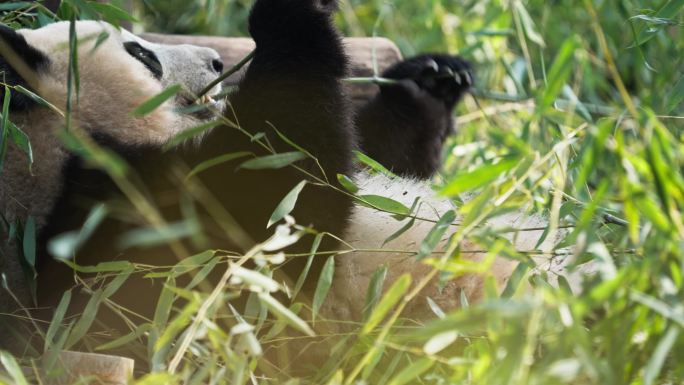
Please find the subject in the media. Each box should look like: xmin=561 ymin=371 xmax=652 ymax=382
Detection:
xmin=195 ymin=49 xmax=256 ymax=100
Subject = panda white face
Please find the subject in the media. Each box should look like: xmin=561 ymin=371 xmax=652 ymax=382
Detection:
xmin=11 ymin=21 xmax=225 ymax=144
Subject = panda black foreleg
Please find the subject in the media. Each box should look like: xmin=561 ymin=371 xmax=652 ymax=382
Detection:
xmin=355 ymin=54 xmax=472 ymax=179
xmin=197 ymin=0 xmax=356 ymax=291
xmin=226 ymin=0 xmax=355 ymax=179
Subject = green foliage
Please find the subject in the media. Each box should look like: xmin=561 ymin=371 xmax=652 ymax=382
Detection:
xmin=3 ymin=0 xmax=684 ymax=384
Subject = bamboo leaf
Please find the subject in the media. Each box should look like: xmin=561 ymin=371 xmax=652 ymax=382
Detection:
xmin=268 ymin=180 xmax=307 ymax=228
xmin=312 ymin=255 xmax=335 ymax=322
xmin=132 ymin=84 xmax=182 ymax=117
xmin=667 ymin=75 xmax=684 ymax=113
xmin=386 ymin=357 xmax=434 ymax=385
xmin=239 ymin=151 xmax=307 ymax=170
xmin=45 ymin=290 xmax=71 ymax=352
xmin=358 ymin=195 xmax=411 ymax=216
xmin=187 ymin=151 xmax=251 ymax=178
xmin=258 ymin=292 xmax=315 ymax=337
xmin=292 ymin=233 xmax=324 ymax=302
xmin=337 ymin=174 xmax=359 ymax=193
xmin=416 ymin=210 xmax=455 ymax=260
xmin=362 ymin=274 xmax=411 ymax=334
xmin=354 ymin=150 xmax=396 ymax=177
xmin=643 ymin=326 xmax=680 ymax=385
xmin=13 ymin=85 xmax=64 ymax=117
xmin=65 ymin=289 xmax=104 ymax=348
xmin=441 ymin=157 xmax=519 ymax=196
xmin=22 ymin=216 xmax=36 ymax=267
xmin=0 ymin=351 xmax=28 ymax=385
xmin=362 ymin=265 xmax=388 ymax=322
xmin=9 ymin=121 xmax=32 ymax=169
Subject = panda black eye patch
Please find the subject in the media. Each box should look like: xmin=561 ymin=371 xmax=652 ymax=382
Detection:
xmin=124 ymin=41 xmax=163 ymax=80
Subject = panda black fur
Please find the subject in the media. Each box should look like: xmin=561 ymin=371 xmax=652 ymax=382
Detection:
xmin=0 ymin=0 xmax=570 ymax=350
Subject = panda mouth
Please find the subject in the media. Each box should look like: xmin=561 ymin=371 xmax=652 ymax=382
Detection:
xmin=177 ymin=93 xmax=225 ymax=120
xmin=198 ymin=94 xmax=217 ymax=105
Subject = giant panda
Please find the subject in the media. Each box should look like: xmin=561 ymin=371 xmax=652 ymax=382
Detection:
xmin=0 ymin=0 xmax=574 ymax=353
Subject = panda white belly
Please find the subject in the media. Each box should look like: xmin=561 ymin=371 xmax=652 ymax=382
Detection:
xmin=325 ymin=172 xmax=580 ymax=322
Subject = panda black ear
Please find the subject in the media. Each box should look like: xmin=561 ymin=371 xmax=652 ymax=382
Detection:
xmin=0 ymin=24 xmax=50 ymax=111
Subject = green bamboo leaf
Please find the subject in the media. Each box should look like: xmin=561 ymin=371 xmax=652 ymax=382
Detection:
xmin=102 ymin=267 xmax=134 ymax=298
xmin=132 ymin=84 xmax=182 ymax=117
xmin=0 ymin=87 xmax=9 ymax=174
xmin=636 ymin=0 xmax=684 ymax=45
xmin=264 ymin=303 xmax=303 ymax=340
xmin=0 ymin=351 xmax=28 ymax=385
xmin=96 ymin=324 xmax=153 ymax=351
xmin=239 ymin=151 xmax=307 ymax=170
xmin=354 ymin=150 xmax=396 ymax=177
xmin=383 ymin=197 xmax=420 ymax=246
xmin=427 ymin=296 xmax=446 ymax=318
xmin=13 ymin=85 xmax=64 ymax=117
xmin=61 ymin=260 xmax=133 ymax=273
xmin=416 ymin=210 xmax=455 ymax=260
xmin=386 ymin=357 xmax=434 ymax=385
xmin=9 ymin=121 xmax=32 ymax=168
xmin=66 ymin=15 xmax=79 ymax=125
xmin=514 ymin=1 xmax=545 ymax=46
xmin=258 ymin=292 xmax=315 ymax=337
xmin=185 ymin=257 xmax=220 ymax=290
xmin=48 ymin=203 xmax=107 ymax=259
xmin=500 ymin=262 xmax=531 ymax=299
xmin=337 ymin=174 xmax=359 ymax=193
xmin=89 ymin=2 xmax=138 ymax=23
xmin=118 ymin=221 xmax=199 ymax=249
xmin=383 ymin=216 xmax=416 ymax=246
xmin=441 ymin=157 xmax=519 ymax=196
xmin=187 ymin=151 xmax=251 ymax=178
xmin=362 ymin=274 xmax=411 ymax=334
xmin=153 ymin=277 xmax=176 ymax=329
xmin=268 ymin=180 xmax=307 ymax=228
xmin=358 ymin=195 xmax=411 ymax=216
xmin=667 ymin=75 xmax=684 ymax=113
xmin=539 ymin=36 xmax=579 ymax=110
xmin=154 ymin=296 xmax=200 ymax=352
xmin=644 ymin=326 xmax=680 ymax=385
xmin=65 ymin=289 xmax=104 ymax=348
xmin=232 ymin=265 xmax=281 ymax=293
xmin=45 ymin=290 xmax=71 ymax=352
xmin=312 ymin=255 xmax=335 ymax=321
xmin=362 ymin=265 xmax=388 ymax=322
xmin=291 ymin=233 xmax=324 ymax=302
xmin=90 ymin=31 xmax=111 ymax=53
xmin=172 ymin=250 xmax=216 ymax=276
xmin=423 ymin=331 xmax=459 ymax=355
xmin=0 ymin=2 xmax=33 ymax=11
xmin=22 ymin=216 xmax=36 ymax=267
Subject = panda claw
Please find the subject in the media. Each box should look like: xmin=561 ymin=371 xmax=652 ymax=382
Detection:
xmin=462 ymin=71 xmax=472 ymax=86
xmin=426 ymin=59 xmax=439 ymax=74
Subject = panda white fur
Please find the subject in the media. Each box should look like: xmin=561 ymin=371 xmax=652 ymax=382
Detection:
xmin=0 ymin=0 xmax=582 ymax=349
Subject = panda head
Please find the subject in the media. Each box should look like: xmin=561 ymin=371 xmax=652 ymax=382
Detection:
xmin=0 ymin=21 xmax=225 ymax=146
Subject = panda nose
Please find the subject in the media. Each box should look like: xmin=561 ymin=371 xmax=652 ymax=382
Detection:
xmin=211 ymin=59 xmax=224 ymax=73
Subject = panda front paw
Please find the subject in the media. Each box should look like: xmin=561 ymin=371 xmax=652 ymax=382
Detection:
xmin=248 ymin=0 xmax=339 ymax=46
xmin=382 ymin=54 xmax=473 ymax=106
